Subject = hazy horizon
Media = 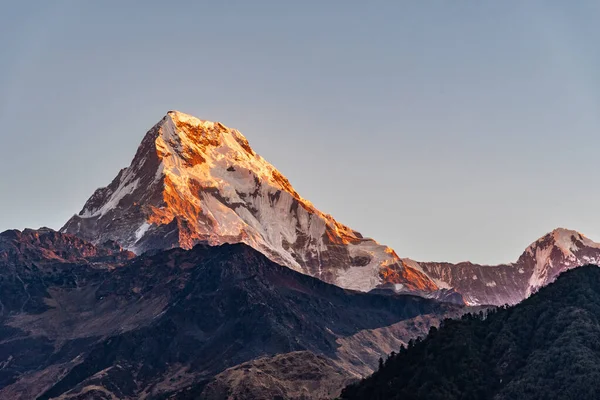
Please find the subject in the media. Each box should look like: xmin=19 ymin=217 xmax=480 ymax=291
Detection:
xmin=2 ymin=1 xmax=600 ymax=264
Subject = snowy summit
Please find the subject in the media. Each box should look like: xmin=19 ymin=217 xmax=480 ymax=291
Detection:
xmin=61 ymin=111 xmax=436 ymax=293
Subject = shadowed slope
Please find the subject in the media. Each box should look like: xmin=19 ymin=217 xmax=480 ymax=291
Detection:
xmin=0 ymin=228 xmax=457 ymax=399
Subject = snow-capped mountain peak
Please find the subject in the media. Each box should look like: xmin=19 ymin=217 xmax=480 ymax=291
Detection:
xmin=525 ymin=228 xmax=600 ymax=258
xmin=521 ymin=227 xmax=600 ymax=297
xmin=62 ymin=111 xmax=437 ymax=294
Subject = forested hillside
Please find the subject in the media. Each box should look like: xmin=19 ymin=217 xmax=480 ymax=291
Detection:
xmin=340 ymin=265 xmax=600 ymax=400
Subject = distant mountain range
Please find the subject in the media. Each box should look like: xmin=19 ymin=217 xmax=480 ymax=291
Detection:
xmin=404 ymin=227 xmax=600 ymax=305
xmin=62 ymin=111 xmax=600 ymax=306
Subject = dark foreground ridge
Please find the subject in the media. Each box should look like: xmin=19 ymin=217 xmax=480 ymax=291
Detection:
xmin=340 ymin=265 xmax=600 ymax=400
xmin=0 ymin=229 xmax=458 ymax=399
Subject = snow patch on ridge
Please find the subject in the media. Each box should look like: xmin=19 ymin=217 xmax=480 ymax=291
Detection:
xmin=135 ymin=222 xmax=151 ymax=241
xmin=553 ymin=228 xmax=581 ymax=256
xmin=81 ymin=176 xmax=140 ymax=218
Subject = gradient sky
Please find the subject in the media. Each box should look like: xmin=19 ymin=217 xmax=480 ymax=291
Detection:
xmin=1 ymin=1 xmax=600 ymax=264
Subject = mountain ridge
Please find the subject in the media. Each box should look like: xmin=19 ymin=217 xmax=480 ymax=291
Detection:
xmin=61 ymin=111 xmax=600 ymax=306
xmin=407 ymin=227 xmax=600 ymax=305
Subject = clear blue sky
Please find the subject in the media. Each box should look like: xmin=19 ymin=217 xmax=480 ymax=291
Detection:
xmin=1 ymin=1 xmax=599 ymax=264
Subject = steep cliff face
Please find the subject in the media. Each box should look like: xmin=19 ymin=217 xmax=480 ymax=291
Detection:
xmin=62 ymin=111 xmax=437 ymax=294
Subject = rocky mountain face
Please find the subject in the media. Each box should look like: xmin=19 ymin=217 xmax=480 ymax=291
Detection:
xmin=407 ymin=228 xmax=600 ymax=305
xmin=0 ymin=227 xmax=134 ymax=266
xmin=61 ymin=111 xmax=438 ymax=295
xmin=0 ymin=229 xmax=458 ymax=399
xmin=0 ymin=228 xmax=134 ymax=316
